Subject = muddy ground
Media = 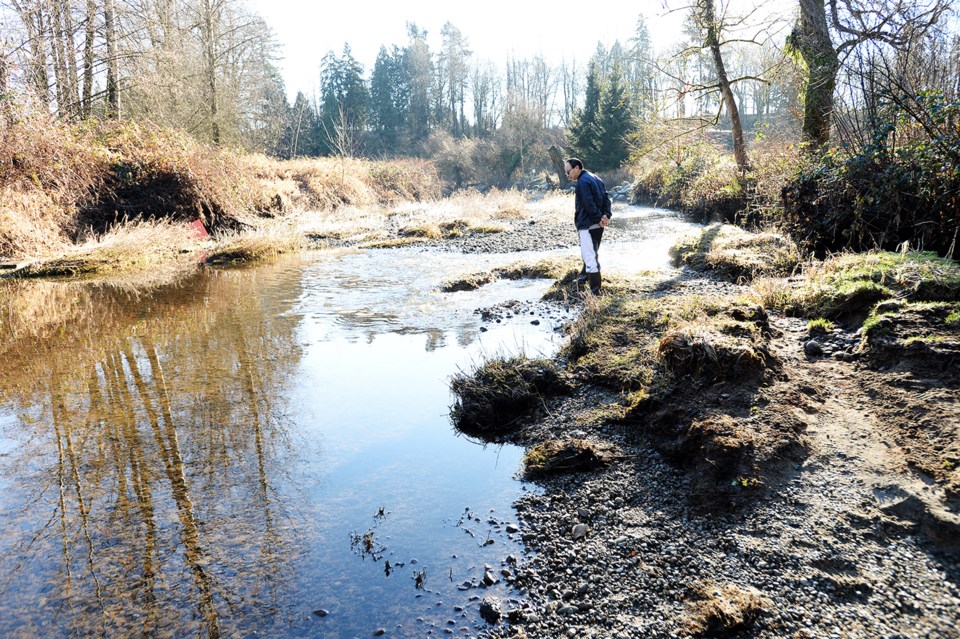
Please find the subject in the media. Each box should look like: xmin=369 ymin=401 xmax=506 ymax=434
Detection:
xmin=447 ymin=230 xmax=959 ymax=638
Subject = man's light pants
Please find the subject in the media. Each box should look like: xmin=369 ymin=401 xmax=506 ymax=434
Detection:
xmin=579 ymin=226 xmax=603 ymax=273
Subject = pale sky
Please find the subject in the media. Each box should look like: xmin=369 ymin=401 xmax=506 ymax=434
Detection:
xmin=245 ymin=0 xmax=686 ymax=99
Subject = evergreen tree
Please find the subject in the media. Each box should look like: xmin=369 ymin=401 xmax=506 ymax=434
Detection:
xmin=285 ymin=91 xmax=320 ymax=157
xmin=440 ymin=22 xmax=471 ymax=137
xmin=627 ymin=15 xmax=657 ymax=118
xmin=370 ymin=45 xmax=409 ymax=154
xmin=595 ymin=62 xmax=634 ymax=171
xmin=318 ymin=45 xmax=369 ymax=156
xmin=566 ymin=62 xmax=602 ymax=162
xmin=403 ymin=24 xmax=434 ymax=149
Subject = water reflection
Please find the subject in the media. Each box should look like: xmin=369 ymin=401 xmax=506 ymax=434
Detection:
xmin=0 ymin=204 xmax=698 ymax=637
xmin=0 ymin=268 xmax=304 ymax=638
xmin=0 ymin=256 xmax=549 ymax=638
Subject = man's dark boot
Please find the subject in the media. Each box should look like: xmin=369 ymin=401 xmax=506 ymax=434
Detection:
xmin=588 ymin=271 xmax=602 ymax=296
xmin=576 ymin=265 xmax=588 ymax=283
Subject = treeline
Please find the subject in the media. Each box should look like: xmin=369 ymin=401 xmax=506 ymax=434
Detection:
xmin=2 ymin=0 xmax=957 ymax=258
xmin=2 ymin=0 xmax=286 ymax=148
xmin=1 ymin=1 xmax=796 ymax=182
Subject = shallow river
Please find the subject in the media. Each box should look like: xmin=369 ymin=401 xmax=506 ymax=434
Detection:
xmin=0 ymin=205 xmax=698 ymax=638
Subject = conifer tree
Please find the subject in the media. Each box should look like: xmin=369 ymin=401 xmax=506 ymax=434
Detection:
xmin=566 ymin=62 xmax=602 ymax=162
xmin=370 ymin=45 xmax=408 ymax=154
xmin=318 ymin=45 xmax=369 ymax=156
xmin=595 ymin=62 xmax=634 ymax=171
xmin=403 ymin=24 xmax=434 ymax=148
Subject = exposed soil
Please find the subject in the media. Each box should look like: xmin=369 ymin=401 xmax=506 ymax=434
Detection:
xmin=463 ymin=272 xmax=960 ymax=639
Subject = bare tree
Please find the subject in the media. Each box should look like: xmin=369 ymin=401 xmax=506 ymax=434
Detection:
xmin=696 ymin=0 xmax=750 ymax=171
xmin=794 ymin=0 xmax=949 ymax=148
xmin=81 ymin=0 xmax=95 ymax=117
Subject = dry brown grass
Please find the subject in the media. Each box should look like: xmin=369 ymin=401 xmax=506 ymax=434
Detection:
xmin=242 ymin=155 xmax=441 ymax=214
xmin=439 ymin=256 xmax=580 ymax=293
xmin=0 ymin=115 xmax=444 ymax=277
xmin=670 ymin=223 xmax=800 ymax=281
xmin=16 ymin=219 xmax=198 ymax=277
xmin=204 ymin=222 xmax=305 ymax=265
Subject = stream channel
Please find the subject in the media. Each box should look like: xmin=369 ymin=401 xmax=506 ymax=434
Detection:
xmin=0 ymin=205 xmax=699 ymax=638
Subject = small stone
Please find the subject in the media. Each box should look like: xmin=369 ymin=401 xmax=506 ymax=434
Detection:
xmin=373 ymin=629 xmax=386 ymax=637
xmin=506 ymin=524 xmax=519 ymax=534
xmin=572 ymin=523 xmax=589 ymax=540
xmin=312 ymin=609 xmax=329 ymax=617
xmin=804 ymin=340 xmax=824 ymax=357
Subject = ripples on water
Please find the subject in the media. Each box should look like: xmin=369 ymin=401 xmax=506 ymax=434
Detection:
xmin=0 ymin=205 xmax=698 ymax=637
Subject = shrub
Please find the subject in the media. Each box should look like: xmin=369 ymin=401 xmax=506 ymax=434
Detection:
xmin=781 ymin=91 xmax=960 ymax=259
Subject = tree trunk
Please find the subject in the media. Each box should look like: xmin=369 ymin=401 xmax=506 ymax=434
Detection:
xmin=11 ymin=0 xmax=51 ymax=105
xmin=548 ymin=145 xmax=569 ymax=189
xmin=202 ymin=0 xmax=220 ymax=144
xmin=49 ymin=0 xmax=69 ymax=116
xmin=700 ymin=0 xmax=750 ymax=171
xmin=59 ymin=0 xmax=80 ymax=116
xmin=797 ymin=0 xmax=839 ymax=148
xmin=0 ymin=45 xmax=10 ymax=125
xmin=82 ymin=0 xmax=94 ymax=117
xmin=104 ymin=0 xmax=119 ymax=117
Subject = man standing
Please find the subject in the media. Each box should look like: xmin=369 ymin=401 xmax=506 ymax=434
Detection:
xmin=564 ymin=158 xmax=610 ymax=295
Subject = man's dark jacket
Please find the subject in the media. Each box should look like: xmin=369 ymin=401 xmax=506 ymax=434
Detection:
xmin=574 ymin=170 xmax=608 ymax=230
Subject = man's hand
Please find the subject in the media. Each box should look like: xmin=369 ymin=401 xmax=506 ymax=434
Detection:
xmin=599 ymin=215 xmax=610 ymax=228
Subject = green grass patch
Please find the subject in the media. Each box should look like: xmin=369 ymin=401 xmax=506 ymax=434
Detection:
xmin=757 ymin=251 xmax=960 ymax=320
xmin=807 ymin=317 xmax=837 ymax=335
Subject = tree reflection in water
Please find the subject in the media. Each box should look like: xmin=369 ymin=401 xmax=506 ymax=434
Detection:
xmin=0 ymin=267 xmax=303 ymax=638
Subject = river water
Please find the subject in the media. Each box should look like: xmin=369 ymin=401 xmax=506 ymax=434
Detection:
xmin=0 ymin=205 xmax=698 ymax=638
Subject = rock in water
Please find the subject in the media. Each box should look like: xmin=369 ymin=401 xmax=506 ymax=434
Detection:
xmin=479 ymin=597 xmax=502 ymax=623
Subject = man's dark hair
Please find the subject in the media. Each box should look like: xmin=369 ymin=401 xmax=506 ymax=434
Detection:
xmin=565 ymin=158 xmax=583 ymax=170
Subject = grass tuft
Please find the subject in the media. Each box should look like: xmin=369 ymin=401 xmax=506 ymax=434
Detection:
xmin=15 ymin=219 xmax=195 ymax=277
xmin=450 ymin=356 xmax=572 ymax=437
xmin=807 ymin=318 xmax=835 ymax=335
xmin=205 ymin=224 xmax=305 ymax=265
